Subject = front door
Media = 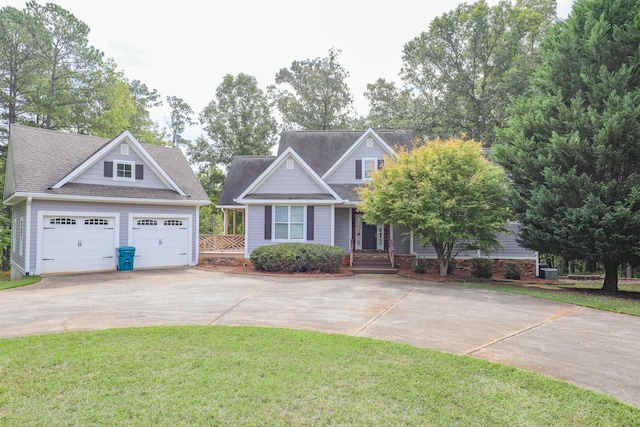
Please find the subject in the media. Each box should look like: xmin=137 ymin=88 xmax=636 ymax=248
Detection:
xmin=362 ymin=223 xmax=377 ymax=250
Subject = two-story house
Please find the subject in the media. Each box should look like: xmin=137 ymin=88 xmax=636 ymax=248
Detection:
xmin=217 ymin=128 xmax=538 ymax=274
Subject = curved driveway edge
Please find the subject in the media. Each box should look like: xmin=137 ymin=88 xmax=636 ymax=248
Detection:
xmin=1 ymin=267 xmax=639 ymax=408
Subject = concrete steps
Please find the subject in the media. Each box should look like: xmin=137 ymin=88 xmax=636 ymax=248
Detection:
xmin=351 ymin=252 xmax=398 ymax=274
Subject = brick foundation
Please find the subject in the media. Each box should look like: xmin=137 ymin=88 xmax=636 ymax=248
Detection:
xmin=199 ymin=253 xmax=246 ymax=266
xmin=403 ymin=256 xmax=537 ymax=277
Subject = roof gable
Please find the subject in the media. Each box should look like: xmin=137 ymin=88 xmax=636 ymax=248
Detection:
xmin=277 ymin=128 xmax=414 ymax=177
xmin=237 ymin=147 xmax=341 ymax=203
xmin=4 ymin=125 xmax=209 ymax=204
xmin=322 ymin=128 xmax=396 ymax=180
xmin=53 ymin=131 xmax=185 ymax=195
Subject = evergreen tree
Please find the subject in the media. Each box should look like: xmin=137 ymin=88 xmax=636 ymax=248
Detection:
xmin=494 ymin=0 xmax=640 ymax=292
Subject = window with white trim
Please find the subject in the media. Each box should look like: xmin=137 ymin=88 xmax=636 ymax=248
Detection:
xmin=12 ymin=218 xmax=17 ymax=253
xmin=274 ymin=206 xmax=304 ymax=240
xmin=85 ymin=218 xmax=109 ymax=225
xmin=363 ymin=158 xmax=378 ymax=179
xmin=137 ymin=219 xmax=158 ymax=226
xmin=164 ymin=220 xmax=183 ymax=226
xmin=50 ymin=218 xmax=76 ymax=225
xmin=114 ymin=160 xmax=135 ymax=181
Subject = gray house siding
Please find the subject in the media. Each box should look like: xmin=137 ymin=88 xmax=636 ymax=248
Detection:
xmin=391 ymin=225 xmax=411 ymax=254
xmin=245 ymin=204 xmax=333 ymax=256
xmin=10 ymin=201 xmax=26 ymax=273
xmin=334 ymin=207 xmax=351 ymax=253
xmin=28 ymin=199 xmax=199 ymax=273
xmin=481 ymin=223 xmax=537 ymax=259
xmin=325 ymin=141 xmax=390 ymax=184
xmin=253 ymin=156 xmax=326 ymax=195
xmin=73 ymin=144 xmax=167 ymax=189
xmin=412 ymin=223 xmax=537 ymax=259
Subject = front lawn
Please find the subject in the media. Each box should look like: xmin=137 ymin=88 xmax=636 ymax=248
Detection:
xmin=0 ymin=271 xmax=41 ymax=290
xmin=1 ymin=326 xmax=637 ymax=425
xmin=454 ymin=281 xmax=640 ymax=317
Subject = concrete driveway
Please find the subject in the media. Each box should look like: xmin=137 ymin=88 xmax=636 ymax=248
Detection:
xmin=1 ymin=267 xmax=639 ymax=409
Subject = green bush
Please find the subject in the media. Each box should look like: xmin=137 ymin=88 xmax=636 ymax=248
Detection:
xmin=250 ymin=243 xmax=344 ymax=273
xmin=470 ymin=257 xmax=493 ymax=279
xmin=503 ymin=261 xmax=522 ymax=280
xmin=413 ymin=258 xmax=426 ymax=274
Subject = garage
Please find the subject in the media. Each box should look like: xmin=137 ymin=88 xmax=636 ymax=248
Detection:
xmin=130 ymin=216 xmax=190 ymax=268
xmin=41 ymin=215 xmax=117 ymax=274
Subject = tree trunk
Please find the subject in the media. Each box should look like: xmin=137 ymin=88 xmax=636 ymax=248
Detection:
xmin=602 ymin=261 xmax=619 ymax=293
xmin=438 ymin=258 xmax=448 ymax=276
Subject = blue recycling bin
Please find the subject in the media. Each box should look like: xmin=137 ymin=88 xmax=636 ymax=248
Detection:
xmin=117 ymin=246 xmax=136 ymax=271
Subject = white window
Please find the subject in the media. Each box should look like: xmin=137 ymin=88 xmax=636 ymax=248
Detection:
xmin=137 ymin=219 xmax=158 ymax=226
xmin=120 ymin=144 xmax=129 ymax=155
xmin=50 ymin=218 xmax=76 ymax=225
xmin=85 ymin=219 xmax=109 ymax=225
xmin=114 ymin=160 xmax=135 ymax=181
xmin=164 ymin=220 xmax=183 ymax=226
xmin=363 ymin=158 xmax=379 ymax=179
xmin=274 ymin=206 xmax=304 ymax=240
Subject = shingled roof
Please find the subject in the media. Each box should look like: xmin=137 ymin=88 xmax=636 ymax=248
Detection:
xmin=4 ymin=124 xmax=209 ymax=203
xmin=277 ymin=130 xmax=415 ymax=176
xmin=217 ymin=130 xmax=415 ymax=207
xmin=217 ymin=156 xmax=275 ymax=206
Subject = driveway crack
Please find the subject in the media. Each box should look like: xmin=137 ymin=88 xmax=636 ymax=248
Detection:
xmin=355 ymin=282 xmax=425 ymax=337
xmin=207 ymin=286 xmax=266 ymax=325
xmin=464 ymin=306 xmax=584 ymax=356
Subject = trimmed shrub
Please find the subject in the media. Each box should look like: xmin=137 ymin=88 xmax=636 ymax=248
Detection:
xmin=413 ymin=258 xmax=426 ymax=274
xmin=250 ymin=243 xmax=344 ymax=273
xmin=504 ymin=261 xmax=522 ymax=280
xmin=470 ymin=257 xmax=493 ymax=279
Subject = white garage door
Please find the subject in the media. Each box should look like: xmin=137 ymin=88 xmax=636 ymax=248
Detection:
xmin=41 ymin=216 xmax=116 ymax=274
xmin=131 ymin=217 xmax=189 ymax=268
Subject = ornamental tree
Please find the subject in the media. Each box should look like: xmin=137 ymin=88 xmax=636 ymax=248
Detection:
xmin=494 ymin=0 xmax=640 ymax=293
xmin=357 ymin=138 xmax=512 ymax=276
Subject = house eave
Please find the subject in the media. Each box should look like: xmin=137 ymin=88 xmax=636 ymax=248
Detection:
xmin=235 ymin=198 xmax=341 ymax=205
xmin=6 ymin=192 xmax=211 ymax=206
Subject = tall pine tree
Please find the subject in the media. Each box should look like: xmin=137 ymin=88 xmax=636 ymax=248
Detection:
xmin=494 ymin=0 xmax=640 ymax=292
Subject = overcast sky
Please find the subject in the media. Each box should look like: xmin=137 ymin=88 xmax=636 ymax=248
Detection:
xmin=7 ymin=0 xmax=574 ymax=136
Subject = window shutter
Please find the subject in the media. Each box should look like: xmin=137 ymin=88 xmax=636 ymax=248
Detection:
xmin=355 ymin=160 xmax=362 ymax=179
xmin=135 ymin=164 xmax=144 ymax=180
xmin=307 ymin=206 xmax=314 ymax=241
xmin=104 ymin=161 xmax=113 ymax=177
xmin=378 ymin=159 xmax=384 ymax=169
xmin=264 ymin=205 xmax=272 ymax=240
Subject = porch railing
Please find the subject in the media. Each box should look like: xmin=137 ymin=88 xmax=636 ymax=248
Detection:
xmin=349 ymin=238 xmax=354 ymax=267
xmin=388 ymin=239 xmax=395 ymax=268
xmin=199 ymin=234 xmax=245 ymax=252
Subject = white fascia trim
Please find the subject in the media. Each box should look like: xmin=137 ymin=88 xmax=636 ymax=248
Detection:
xmin=52 ymin=131 xmax=186 ymax=196
xmin=216 ymin=205 xmax=246 ymax=210
xmin=237 ymin=147 xmax=342 ymax=202
xmin=235 ymin=199 xmax=339 ymax=205
xmin=322 ymin=128 xmax=397 ymax=180
xmin=35 ymin=210 xmax=121 ymax=275
xmin=13 ymin=192 xmax=210 ymax=206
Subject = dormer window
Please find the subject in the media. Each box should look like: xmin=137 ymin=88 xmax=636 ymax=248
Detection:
xmin=363 ymin=158 xmax=378 ymax=179
xmin=115 ymin=161 xmax=134 ymax=180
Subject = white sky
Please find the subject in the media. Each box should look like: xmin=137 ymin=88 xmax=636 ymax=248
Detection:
xmin=6 ymin=0 xmax=574 ymax=138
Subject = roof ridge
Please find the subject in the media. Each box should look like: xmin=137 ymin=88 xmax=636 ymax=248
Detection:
xmin=10 ymin=124 xmax=110 ymax=140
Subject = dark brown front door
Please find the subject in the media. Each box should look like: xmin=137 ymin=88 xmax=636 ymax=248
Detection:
xmin=362 ymin=223 xmax=377 ymax=250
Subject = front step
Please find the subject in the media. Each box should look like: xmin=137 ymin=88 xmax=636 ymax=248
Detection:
xmin=351 ymin=252 xmax=398 ymax=274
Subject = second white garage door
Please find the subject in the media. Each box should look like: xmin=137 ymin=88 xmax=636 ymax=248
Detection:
xmin=130 ymin=217 xmax=190 ymax=268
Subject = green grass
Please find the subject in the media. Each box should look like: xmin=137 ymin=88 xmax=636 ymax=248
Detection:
xmin=453 ymin=281 xmax=640 ymax=316
xmin=0 ymin=271 xmax=41 ymax=290
xmin=0 ymin=326 xmax=637 ymax=426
